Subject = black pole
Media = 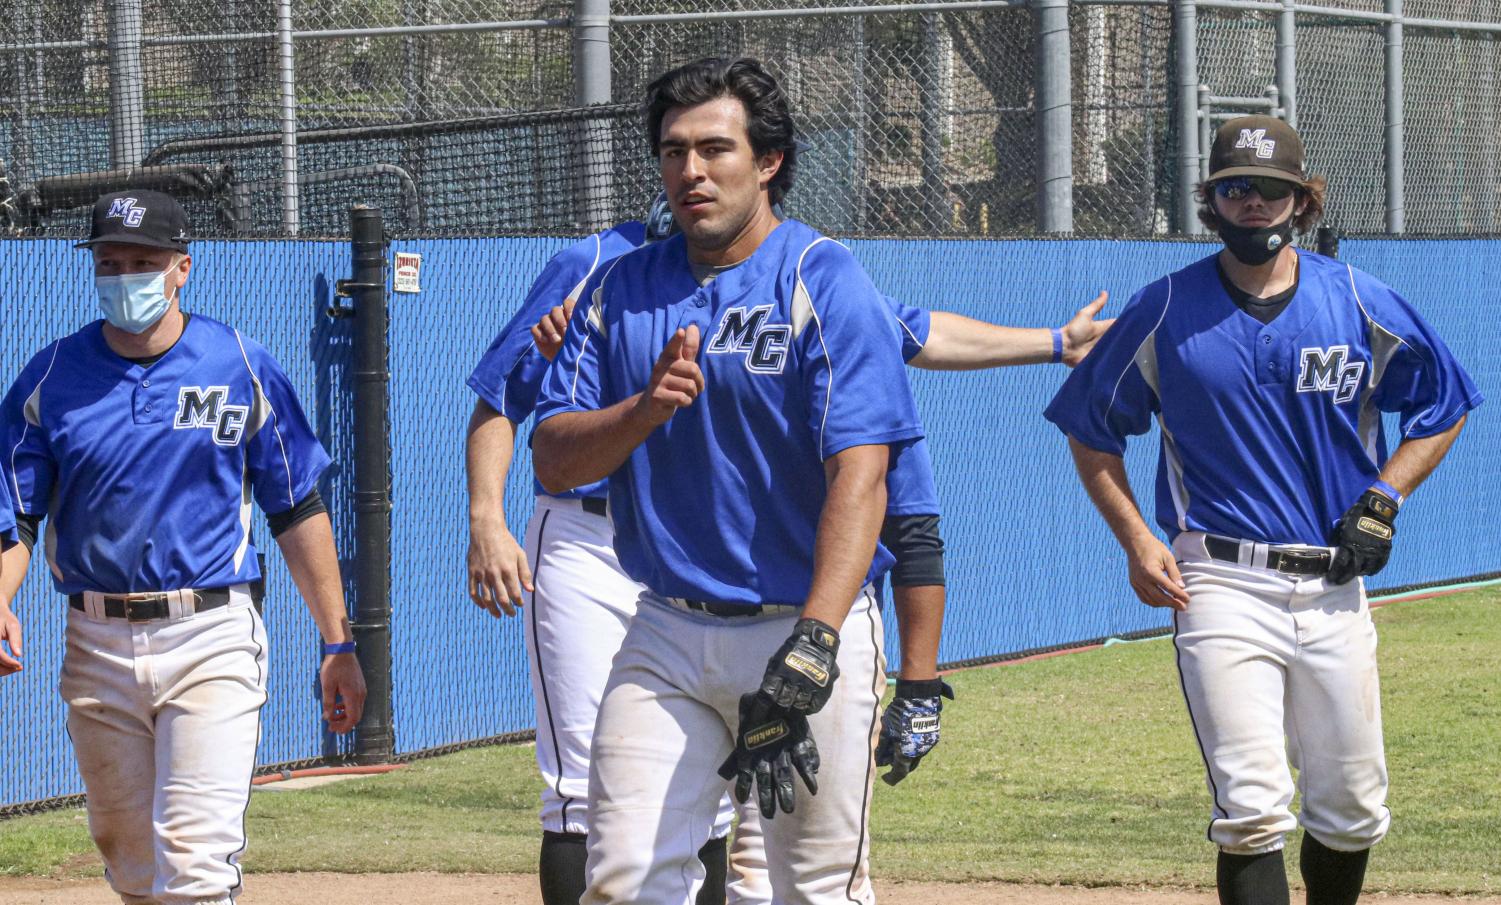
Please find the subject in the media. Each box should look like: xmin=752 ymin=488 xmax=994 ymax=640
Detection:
xmin=348 ymin=205 xmax=394 ymax=763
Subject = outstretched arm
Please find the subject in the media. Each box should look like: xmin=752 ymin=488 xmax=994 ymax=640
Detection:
xmin=910 ymin=292 xmax=1112 ymax=370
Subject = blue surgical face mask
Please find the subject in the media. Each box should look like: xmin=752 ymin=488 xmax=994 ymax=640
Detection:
xmin=95 ymin=260 xmax=177 ymax=334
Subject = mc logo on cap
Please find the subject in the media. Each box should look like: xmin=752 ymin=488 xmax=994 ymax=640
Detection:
xmin=107 ymin=197 xmax=148 ymax=228
xmin=1234 ymin=129 xmax=1276 ymax=160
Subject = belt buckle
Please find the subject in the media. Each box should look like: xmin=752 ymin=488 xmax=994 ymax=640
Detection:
xmin=120 ymin=592 xmax=170 ymax=622
xmin=1275 ymin=549 xmax=1327 ymax=575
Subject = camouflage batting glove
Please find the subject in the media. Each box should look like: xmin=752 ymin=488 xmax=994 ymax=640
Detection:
xmin=875 ymin=678 xmax=955 ymax=786
xmin=759 ymin=618 xmax=840 ymax=715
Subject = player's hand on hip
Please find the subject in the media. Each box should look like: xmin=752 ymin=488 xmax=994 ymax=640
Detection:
xmin=1328 ymin=488 xmax=1398 ymax=585
xmin=0 ymin=604 xmax=23 ymax=677
xmin=320 ymin=651 xmax=367 ymax=734
xmin=1061 ymin=291 xmax=1115 ymax=367
xmin=876 ymin=678 xmax=954 ymax=785
xmin=634 ymin=325 xmax=703 ymax=427
xmin=530 ymin=298 xmax=576 ymax=362
xmin=1125 ymin=534 xmax=1189 ymax=611
xmin=467 ymin=523 xmax=533 ymax=617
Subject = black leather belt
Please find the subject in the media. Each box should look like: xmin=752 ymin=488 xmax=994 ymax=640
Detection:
xmin=69 ymin=588 xmax=244 ymax=622
xmin=680 ymin=599 xmax=796 ymax=618
xmin=581 ymin=496 xmax=608 ymax=517
xmin=1204 ymin=535 xmax=1331 ymax=577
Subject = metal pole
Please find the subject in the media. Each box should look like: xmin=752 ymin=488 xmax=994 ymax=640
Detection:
xmin=574 ymin=0 xmax=613 ymax=230
xmin=853 ymin=16 xmax=869 ymax=232
xmin=348 ymin=206 xmax=394 ymax=765
xmin=276 ymin=0 xmax=299 ymax=235
xmin=1174 ymin=0 xmax=1202 ymax=233
xmin=1385 ymin=0 xmax=1405 ymax=233
xmin=106 ymin=0 xmax=146 ymax=169
xmin=1035 ymin=0 xmax=1073 ymax=233
xmin=919 ymin=13 xmax=948 ymax=231
xmin=1277 ymin=0 xmax=1297 ymax=126
xmin=1198 ymin=85 xmax=1211 ymax=184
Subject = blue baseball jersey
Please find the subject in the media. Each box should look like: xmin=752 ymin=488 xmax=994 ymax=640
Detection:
xmin=536 ymin=220 xmax=925 ymax=605
xmin=1045 ymin=250 xmax=1482 ymax=545
xmin=2 ymin=316 xmax=331 ymax=594
xmin=467 ymin=221 xmax=646 ymax=501
xmin=882 ymin=296 xmax=940 ymax=517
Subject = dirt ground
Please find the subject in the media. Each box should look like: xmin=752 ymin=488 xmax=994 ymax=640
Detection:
xmin=1 ymin=873 xmax=1498 ymax=904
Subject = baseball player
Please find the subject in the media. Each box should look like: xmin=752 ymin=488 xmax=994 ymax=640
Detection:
xmin=1045 ymin=117 xmax=1481 ymax=905
xmin=465 ymin=213 xmax=740 ymax=905
xmin=531 ymin=55 xmax=940 ymax=905
xmin=0 ymin=190 xmax=366 ymax=905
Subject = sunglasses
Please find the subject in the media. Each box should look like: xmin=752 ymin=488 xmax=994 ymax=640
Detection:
xmin=1213 ymin=176 xmax=1298 ymax=201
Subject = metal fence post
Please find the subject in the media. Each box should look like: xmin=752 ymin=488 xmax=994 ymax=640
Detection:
xmin=346 ymin=206 xmax=395 ymax=765
xmin=1386 ymin=0 xmax=1405 ymax=233
xmin=920 ymin=13 xmax=948 ymax=231
xmin=1035 ymin=0 xmax=1073 ymax=233
xmin=276 ymin=0 xmax=300 ymax=235
xmin=1174 ymin=0 xmax=1202 ymax=234
xmin=1276 ymin=0 xmax=1297 ymax=127
xmin=574 ymin=0 xmax=614 ymax=230
xmin=106 ymin=0 xmax=146 ymax=169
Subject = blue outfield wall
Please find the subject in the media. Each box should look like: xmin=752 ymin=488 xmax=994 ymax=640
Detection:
xmin=0 ymin=236 xmax=1495 ymax=806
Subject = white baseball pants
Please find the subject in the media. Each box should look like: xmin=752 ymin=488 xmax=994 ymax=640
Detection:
xmin=523 ymin=495 xmax=735 ymax=840
xmin=1171 ymin=532 xmax=1391 ymax=856
xmin=61 ymin=591 xmax=267 ymax=905
xmin=582 ymin=589 xmax=885 ymax=905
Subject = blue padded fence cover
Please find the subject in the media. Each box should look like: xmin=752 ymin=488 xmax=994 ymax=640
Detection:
xmin=0 ymin=236 xmax=1493 ymax=805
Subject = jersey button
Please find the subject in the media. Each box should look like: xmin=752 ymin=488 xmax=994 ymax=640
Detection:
xmin=141 ymin=379 xmax=151 ymax=387
xmin=144 ymin=404 xmax=152 ymax=412
xmin=1262 ymin=335 xmax=1272 ymax=344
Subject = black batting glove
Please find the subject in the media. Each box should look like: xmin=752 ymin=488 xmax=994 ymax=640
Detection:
xmin=717 ymin=692 xmax=821 ymax=819
xmin=760 ymin=618 xmax=840 ymax=715
xmin=1328 ymin=489 xmax=1399 ymax=585
xmin=875 ymin=678 xmax=955 ymax=786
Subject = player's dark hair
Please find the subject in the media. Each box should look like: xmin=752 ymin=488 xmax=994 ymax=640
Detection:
xmin=1196 ymin=174 xmax=1328 ymax=235
xmin=644 ymin=57 xmax=797 ymax=205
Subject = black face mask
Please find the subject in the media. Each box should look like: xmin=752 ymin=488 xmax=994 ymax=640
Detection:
xmin=1216 ymin=218 xmax=1295 ymax=266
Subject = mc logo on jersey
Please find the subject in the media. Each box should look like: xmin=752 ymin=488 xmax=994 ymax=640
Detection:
xmin=107 ymin=196 xmax=148 ymax=227
xmin=707 ymin=305 xmax=791 ymax=374
xmin=174 ymin=386 xmax=251 ymax=446
xmin=1235 ymin=128 xmax=1277 ymax=160
xmin=1296 ymin=345 xmax=1365 ymax=404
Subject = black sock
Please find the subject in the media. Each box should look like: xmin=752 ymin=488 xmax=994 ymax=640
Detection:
xmin=539 ymin=831 xmax=588 ymax=905
xmin=1300 ymin=833 xmax=1369 ymax=905
xmin=1218 ymin=849 xmax=1290 ymax=905
xmin=695 ymin=835 xmax=728 ymax=905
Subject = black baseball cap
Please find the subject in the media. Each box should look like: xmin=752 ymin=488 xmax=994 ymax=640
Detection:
xmin=76 ymin=190 xmax=192 ymax=251
xmin=1206 ymin=115 xmax=1306 ymax=185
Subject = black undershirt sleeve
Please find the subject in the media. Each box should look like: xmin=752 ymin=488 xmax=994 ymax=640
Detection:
xmin=14 ymin=512 xmax=42 ymax=552
xmin=881 ymin=514 xmax=947 ymax=588
xmin=267 ymin=489 xmax=327 ymax=538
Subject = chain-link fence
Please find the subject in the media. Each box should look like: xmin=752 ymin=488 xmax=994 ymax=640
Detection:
xmin=3 ymin=0 xmax=1500 ymax=239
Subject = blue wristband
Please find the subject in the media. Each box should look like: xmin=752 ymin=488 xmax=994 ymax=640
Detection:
xmin=322 ymin=641 xmax=357 ymax=656
xmin=1370 ymin=480 xmax=1404 ymax=507
xmin=1050 ymin=327 xmax=1064 ymax=364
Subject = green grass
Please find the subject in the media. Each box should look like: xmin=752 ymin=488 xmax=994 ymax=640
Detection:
xmin=3 ymin=588 xmax=1497 ymax=894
